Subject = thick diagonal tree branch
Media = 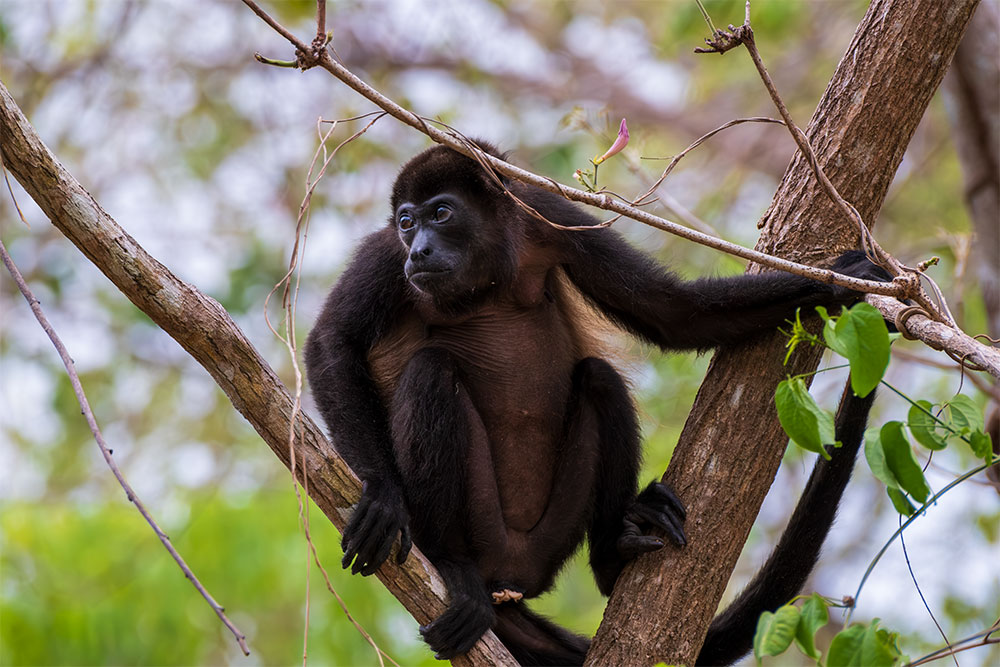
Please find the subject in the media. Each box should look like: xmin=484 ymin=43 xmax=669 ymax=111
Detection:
xmin=0 ymin=81 xmax=515 ymax=667
xmin=587 ymin=0 xmax=980 ymax=663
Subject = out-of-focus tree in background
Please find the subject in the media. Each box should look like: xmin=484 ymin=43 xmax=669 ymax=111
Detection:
xmin=1 ymin=1 xmax=996 ymax=665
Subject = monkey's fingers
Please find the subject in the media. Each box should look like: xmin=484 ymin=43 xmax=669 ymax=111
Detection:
xmin=341 ymin=532 xmax=368 ymax=571
xmin=341 ymin=502 xmax=381 ymax=571
xmin=353 ymin=516 xmax=398 ymax=575
xmin=396 ymin=525 xmax=412 ymax=564
xmin=617 ymin=519 xmax=664 ymax=559
xmin=363 ymin=524 xmax=399 ymax=576
xmin=627 ymin=502 xmax=687 ymax=547
xmin=638 ymin=481 xmax=687 ymax=522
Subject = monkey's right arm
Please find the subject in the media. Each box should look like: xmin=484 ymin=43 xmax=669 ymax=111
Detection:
xmin=304 ymin=228 xmax=413 ymax=575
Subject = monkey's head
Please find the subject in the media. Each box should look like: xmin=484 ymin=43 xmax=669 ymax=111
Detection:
xmin=390 ymin=142 xmax=520 ymax=305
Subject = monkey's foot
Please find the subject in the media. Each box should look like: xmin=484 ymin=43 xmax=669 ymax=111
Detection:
xmin=419 ymin=594 xmax=495 ymax=659
xmin=490 ymin=585 xmax=524 ymax=604
xmin=618 ymin=481 xmax=688 ymax=559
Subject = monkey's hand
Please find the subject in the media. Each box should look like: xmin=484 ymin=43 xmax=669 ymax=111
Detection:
xmin=617 ymin=481 xmax=687 ymax=559
xmin=341 ymin=481 xmax=413 ymax=576
xmin=829 ymin=250 xmax=893 ymax=301
xmin=420 ymin=590 xmax=495 ymax=660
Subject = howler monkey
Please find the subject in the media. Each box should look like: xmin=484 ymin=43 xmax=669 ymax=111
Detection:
xmin=304 ymin=141 xmax=887 ymax=665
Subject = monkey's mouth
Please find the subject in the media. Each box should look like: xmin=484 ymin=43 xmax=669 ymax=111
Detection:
xmin=408 ymin=268 xmax=452 ymax=291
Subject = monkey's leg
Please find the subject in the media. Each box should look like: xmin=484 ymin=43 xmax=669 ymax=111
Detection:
xmin=389 ymin=346 xmax=501 ymax=660
xmin=557 ymin=358 xmax=686 ymax=596
xmin=522 ymin=357 xmax=605 ymax=587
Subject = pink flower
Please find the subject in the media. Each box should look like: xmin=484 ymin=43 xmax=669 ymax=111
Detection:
xmin=593 ymin=118 xmax=629 ymax=165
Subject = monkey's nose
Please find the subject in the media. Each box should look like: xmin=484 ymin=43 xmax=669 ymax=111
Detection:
xmin=409 ymin=244 xmax=433 ymax=261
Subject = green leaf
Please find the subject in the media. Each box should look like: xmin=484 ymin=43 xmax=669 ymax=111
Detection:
xmin=907 ymin=401 xmax=946 ymax=450
xmin=818 ymin=306 xmax=848 ymax=357
xmin=864 ymin=426 xmax=900 ymax=489
xmin=969 ymin=430 xmax=992 ymax=459
xmin=946 ymin=395 xmax=984 ymax=434
xmin=754 ymin=605 xmax=801 ymax=661
xmin=880 ymin=422 xmax=931 ymax=504
xmin=861 ymin=622 xmax=906 ymax=666
xmin=828 ymin=623 xmax=866 ymax=666
xmin=828 ymin=619 xmax=905 ymax=667
xmin=776 ymin=378 xmax=839 ymax=459
xmin=820 ymin=303 xmax=890 ymax=397
xmin=886 ymin=487 xmax=915 ymax=517
xmin=794 ymin=593 xmax=829 ymax=660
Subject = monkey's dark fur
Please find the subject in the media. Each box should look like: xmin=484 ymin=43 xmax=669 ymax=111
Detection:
xmin=304 ymin=142 xmax=886 ymax=665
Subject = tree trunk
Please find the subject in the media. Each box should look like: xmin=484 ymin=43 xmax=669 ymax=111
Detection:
xmin=587 ymin=1 xmax=979 ymax=664
xmin=0 ymin=81 xmax=515 ymax=667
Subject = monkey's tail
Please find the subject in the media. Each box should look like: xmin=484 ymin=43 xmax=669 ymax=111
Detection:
xmin=494 ymin=603 xmax=590 ymax=666
xmin=695 ymin=381 xmax=876 ymax=666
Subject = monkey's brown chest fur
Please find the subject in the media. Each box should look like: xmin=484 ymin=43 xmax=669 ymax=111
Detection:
xmin=431 ymin=303 xmax=576 ymax=532
xmin=369 ymin=270 xmax=602 ymax=547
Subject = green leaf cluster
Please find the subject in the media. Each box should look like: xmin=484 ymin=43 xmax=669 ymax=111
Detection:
xmin=865 ymin=395 xmax=993 ymax=516
xmin=777 ymin=303 xmax=889 ymax=459
xmin=754 ymin=595 xmax=906 ymax=666
xmin=776 ymin=303 xmax=995 ymax=516
xmin=776 ymin=377 xmax=840 ymax=459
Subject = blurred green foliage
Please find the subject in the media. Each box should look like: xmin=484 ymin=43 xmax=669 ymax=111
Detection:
xmin=1 ymin=495 xmax=437 ymax=666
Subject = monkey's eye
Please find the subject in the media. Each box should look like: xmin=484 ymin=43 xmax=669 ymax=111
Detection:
xmin=398 ymin=214 xmax=414 ymax=231
xmin=434 ymin=205 xmax=452 ymax=222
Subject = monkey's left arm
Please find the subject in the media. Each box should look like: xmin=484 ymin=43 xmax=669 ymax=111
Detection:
xmin=562 ymin=229 xmax=887 ymax=352
xmin=304 ymin=230 xmax=414 ymax=575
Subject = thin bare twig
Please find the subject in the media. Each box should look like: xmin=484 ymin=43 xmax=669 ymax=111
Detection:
xmin=906 ymin=618 xmax=1000 ymax=667
xmin=636 ymin=116 xmax=785 ymax=207
xmin=262 ymin=112 xmax=392 ymax=667
xmin=243 ymin=0 xmax=304 ymax=51
xmin=314 ymin=0 xmax=326 ymax=47
xmin=2 ymin=158 xmax=28 ymax=226
xmin=567 ymin=114 xmax=720 ymax=236
xmin=0 ymin=239 xmax=250 ymax=656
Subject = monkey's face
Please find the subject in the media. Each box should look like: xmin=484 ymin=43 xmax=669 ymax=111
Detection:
xmin=396 ymin=193 xmax=502 ymax=300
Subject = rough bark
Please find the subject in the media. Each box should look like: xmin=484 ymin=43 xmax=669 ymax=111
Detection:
xmin=587 ymin=1 xmax=980 ymax=664
xmin=0 ymin=81 xmax=515 ymax=667
xmin=867 ymin=294 xmax=1000 ymax=375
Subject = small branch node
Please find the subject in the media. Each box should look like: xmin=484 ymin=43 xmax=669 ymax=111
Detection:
xmin=892 ymin=272 xmax=922 ymax=299
xmin=917 ymin=256 xmax=941 ymax=272
xmin=694 ymin=15 xmax=752 ymax=54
